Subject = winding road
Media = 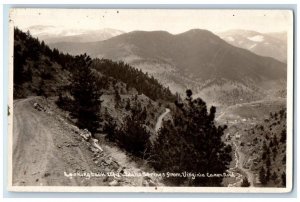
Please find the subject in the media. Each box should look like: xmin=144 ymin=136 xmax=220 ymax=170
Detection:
xmin=155 ymin=108 xmax=170 ymax=132
xmin=227 ymin=134 xmax=254 ymax=187
xmin=227 ymin=141 xmax=244 ymax=187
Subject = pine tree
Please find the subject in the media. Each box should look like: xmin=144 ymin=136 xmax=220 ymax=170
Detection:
xmin=151 ymin=90 xmax=232 ymax=186
xmin=262 ymin=140 xmax=268 ymax=160
xmin=266 ymin=168 xmax=271 ymax=182
xmin=69 ymin=54 xmax=103 ymax=134
xmin=259 ymin=167 xmax=267 ymax=185
xmin=125 ymin=99 xmax=131 ymax=111
xmin=37 ymin=80 xmax=46 ymax=97
xmin=266 ymin=155 xmax=271 ymax=168
xmin=104 ymin=115 xmax=117 ymax=142
xmin=280 ymin=129 xmax=286 ymax=143
xmin=241 ymin=177 xmax=251 ymax=187
xmin=114 ymin=87 xmax=121 ymax=108
xmin=116 ymin=106 xmax=151 ymax=157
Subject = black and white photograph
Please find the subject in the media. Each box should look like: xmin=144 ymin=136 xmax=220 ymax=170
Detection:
xmin=8 ymin=8 xmax=293 ymax=192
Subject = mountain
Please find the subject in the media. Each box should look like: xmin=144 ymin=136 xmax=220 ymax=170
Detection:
xmin=27 ymin=25 xmax=125 ymax=44
xmin=50 ymin=29 xmax=286 ymax=106
xmin=218 ymin=30 xmax=287 ymax=63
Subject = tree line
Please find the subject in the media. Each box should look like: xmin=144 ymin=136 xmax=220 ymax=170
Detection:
xmin=92 ymin=58 xmax=176 ymax=102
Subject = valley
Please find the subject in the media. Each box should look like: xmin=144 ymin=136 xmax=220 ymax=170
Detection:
xmin=217 ymin=98 xmax=286 ymax=187
xmin=49 ymin=29 xmax=286 ymax=107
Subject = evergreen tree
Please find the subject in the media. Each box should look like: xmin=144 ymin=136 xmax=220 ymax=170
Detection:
xmin=37 ymin=80 xmax=46 ymax=97
xmin=280 ymin=129 xmax=286 ymax=143
xmin=259 ymin=167 xmax=267 ymax=185
xmin=241 ymin=177 xmax=251 ymax=187
xmin=262 ymin=140 xmax=268 ymax=160
xmin=69 ymin=54 xmax=103 ymax=134
xmin=114 ymin=87 xmax=121 ymax=108
xmin=104 ymin=115 xmax=118 ymax=142
xmin=151 ymin=90 xmax=232 ymax=186
xmin=116 ymin=106 xmax=151 ymax=157
xmin=266 ymin=155 xmax=271 ymax=168
xmin=125 ymin=99 xmax=131 ymax=111
xmin=266 ymin=168 xmax=271 ymax=182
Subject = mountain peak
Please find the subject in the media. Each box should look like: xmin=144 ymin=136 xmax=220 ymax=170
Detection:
xmin=180 ymin=29 xmax=213 ymax=34
xmin=127 ymin=30 xmax=172 ymax=36
xmin=176 ymin=29 xmax=223 ymax=43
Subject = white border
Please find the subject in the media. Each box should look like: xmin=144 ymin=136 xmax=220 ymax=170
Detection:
xmin=7 ymin=8 xmax=294 ymax=193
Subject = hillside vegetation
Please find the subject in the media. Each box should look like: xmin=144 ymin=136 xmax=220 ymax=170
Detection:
xmin=13 ymin=27 xmax=172 ymax=157
xmin=14 ymin=27 xmax=175 ymax=103
xmin=240 ymin=108 xmax=287 ymax=187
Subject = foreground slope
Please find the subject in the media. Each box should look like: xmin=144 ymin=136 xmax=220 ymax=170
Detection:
xmin=13 ymin=97 xmax=163 ymax=186
xmin=13 ymin=97 xmax=103 ymax=186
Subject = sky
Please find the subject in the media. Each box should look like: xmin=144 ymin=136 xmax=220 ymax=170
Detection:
xmin=10 ymin=9 xmax=293 ymax=35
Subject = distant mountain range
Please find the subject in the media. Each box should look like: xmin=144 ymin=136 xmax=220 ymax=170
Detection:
xmin=49 ymin=29 xmax=287 ymax=106
xmin=27 ymin=25 xmax=124 ymax=43
xmin=218 ymin=29 xmax=287 ymax=63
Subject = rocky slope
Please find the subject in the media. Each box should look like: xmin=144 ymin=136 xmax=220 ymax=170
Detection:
xmin=13 ymin=96 xmax=164 ymax=186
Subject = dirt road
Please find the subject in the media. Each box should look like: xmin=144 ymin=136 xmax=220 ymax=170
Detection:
xmin=227 ymin=134 xmax=255 ymax=187
xmin=155 ymin=108 xmax=170 ymax=132
xmin=12 ymin=97 xmax=163 ymax=187
xmin=12 ymin=97 xmax=108 ymax=186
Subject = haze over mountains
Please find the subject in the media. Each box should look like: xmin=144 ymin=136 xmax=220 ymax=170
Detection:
xmin=48 ymin=28 xmax=286 ymax=106
xmin=28 ymin=25 xmax=124 ymax=43
xmin=218 ymin=29 xmax=287 ymax=63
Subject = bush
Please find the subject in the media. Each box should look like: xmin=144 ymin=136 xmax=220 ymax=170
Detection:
xmin=117 ymin=116 xmax=151 ymax=158
xmin=106 ymin=104 xmax=151 ymax=158
xmin=103 ymin=116 xmax=118 ymax=142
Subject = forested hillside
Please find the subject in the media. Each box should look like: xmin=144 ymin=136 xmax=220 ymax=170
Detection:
xmin=240 ymin=108 xmax=287 ymax=187
xmin=92 ymin=59 xmax=175 ymax=102
xmin=13 ymin=27 xmax=174 ymax=103
xmin=14 ymin=27 xmax=73 ymax=98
